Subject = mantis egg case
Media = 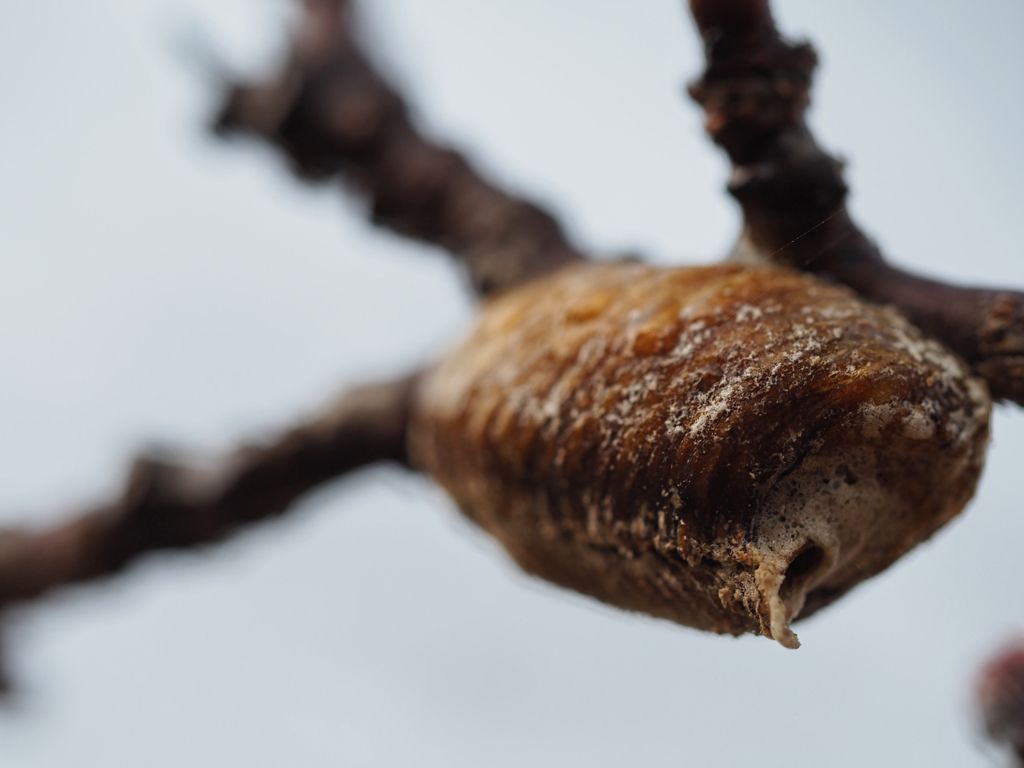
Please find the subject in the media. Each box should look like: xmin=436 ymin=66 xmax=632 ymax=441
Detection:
xmin=409 ymin=262 xmax=990 ymax=648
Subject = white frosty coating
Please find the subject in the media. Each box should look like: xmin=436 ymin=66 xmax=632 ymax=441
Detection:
xmin=886 ymin=322 xmax=968 ymax=380
xmin=902 ymin=408 xmax=936 ymax=441
xmin=859 ymin=401 xmax=901 ymax=439
xmin=688 ymin=383 xmax=737 ymax=437
xmin=671 ymin=319 xmax=712 ymax=359
xmin=735 ymin=305 xmax=764 ymax=322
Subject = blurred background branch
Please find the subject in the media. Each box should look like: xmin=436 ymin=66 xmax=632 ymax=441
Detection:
xmin=216 ymin=0 xmax=587 ymax=295
xmin=0 ymin=375 xmax=417 ymax=621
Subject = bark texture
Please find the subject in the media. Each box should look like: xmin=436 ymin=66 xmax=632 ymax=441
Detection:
xmin=0 ymin=376 xmax=416 ymax=613
xmin=688 ymin=0 xmax=1024 ymax=404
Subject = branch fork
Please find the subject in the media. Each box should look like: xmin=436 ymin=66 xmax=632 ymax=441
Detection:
xmin=2 ymin=0 xmax=1023 ymax=686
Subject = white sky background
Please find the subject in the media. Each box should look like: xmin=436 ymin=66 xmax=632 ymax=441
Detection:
xmin=1 ymin=0 xmax=1023 ymax=765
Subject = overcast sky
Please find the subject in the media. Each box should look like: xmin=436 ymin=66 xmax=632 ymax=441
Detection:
xmin=1 ymin=1 xmax=1023 ymax=766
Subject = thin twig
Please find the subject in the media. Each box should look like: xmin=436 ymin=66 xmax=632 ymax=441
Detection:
xmin=215 ymin=0 xmax=586 ymax=295
xmin=687 ymin=0 xmax=1024 ymax=404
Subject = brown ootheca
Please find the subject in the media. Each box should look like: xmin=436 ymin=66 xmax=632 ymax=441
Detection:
xmin=411 ymin=261 xmax=990 ymax=647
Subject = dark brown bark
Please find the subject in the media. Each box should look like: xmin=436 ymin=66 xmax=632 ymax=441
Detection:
xmin=0 ymin=374 xmax=417 ymax=614
xmin=215 ymin=0 xmax=586 ymax=295
xmin=687 ymin=0 xmax=1024 ymax=404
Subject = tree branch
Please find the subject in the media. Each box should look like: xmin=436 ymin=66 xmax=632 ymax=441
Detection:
xmin=687 ymin=0 xmax=1024 ymax=404
xmin=214 ymin=0 xmax=586 ymax=295
xmin=0 ymin=374 xmax=418 ymax=614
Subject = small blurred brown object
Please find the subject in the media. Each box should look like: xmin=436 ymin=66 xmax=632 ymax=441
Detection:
xmin=977 ymin=638 xmax=1024 ymax=762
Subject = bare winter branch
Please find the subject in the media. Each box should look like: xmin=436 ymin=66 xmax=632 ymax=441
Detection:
xmin=215 ymin=0 xmax=586 ymax=295
xmin=687 ymin=0 xmax=1024 ymax=404
xmin=0 ymin=374 xmax=417 ymax=614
